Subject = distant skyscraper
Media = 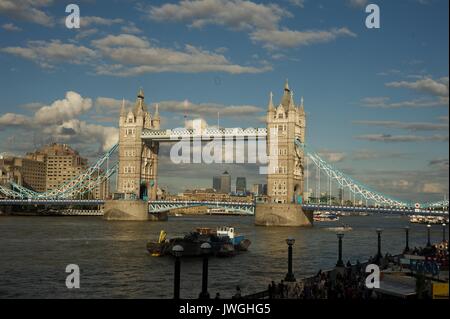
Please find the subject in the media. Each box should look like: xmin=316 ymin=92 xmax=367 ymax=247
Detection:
xmin=236 ymin=177 xmax=246 ymax=194
xmin=220 ymin=171 xmax=231 ymax=194
xmin=338 ymin=187 xmax=344 ymax=205
xmin=213 ymin=176 xmax=221 ymax=192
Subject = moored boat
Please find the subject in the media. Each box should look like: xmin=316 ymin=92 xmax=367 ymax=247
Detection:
xmin=146 ymin=226 xmax=251 ymax=257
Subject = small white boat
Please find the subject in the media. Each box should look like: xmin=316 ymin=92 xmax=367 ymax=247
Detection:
xmin=314 ymin=211 xmax=339 ymax=222
xmin=325 ymin=225 xmax=353 ymax=232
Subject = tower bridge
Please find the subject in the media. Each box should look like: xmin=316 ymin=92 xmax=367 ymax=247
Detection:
xmin=0 ymin=82 xmax=448 ymax=224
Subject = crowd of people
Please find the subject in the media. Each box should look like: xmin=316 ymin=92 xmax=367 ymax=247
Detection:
xmin=267 ymin=261 xmax=377 ymax=299
xmin=263 ymin=240 xmax=448 ymax=300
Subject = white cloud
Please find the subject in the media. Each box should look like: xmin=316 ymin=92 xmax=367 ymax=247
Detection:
xmin=422 ymin=182 xmax=446 ymax=194
xmin=317 ymin=150 xmax=346 ymax=163
xmin=157 ymin=100 xmax=263 ymax=118
xmin=250 ymin=27 xmax=356 ymax=49
xmin=386 ymin=77 xmax=449 ymax=98
xmin=80 ymin=16 xmax=124 ymax=28
xmin=34 ymin=91 xmax=93 ymax=125
xmin=91 ymin=34 xmax=271 ymax=76
xmin=148 ymin=0 xmax=355 ymax=51
xmin=120 ymin=22 xmax=143 ymax=34
xmin=95 ymin=97 xmax=132 ymax=114
xmin=353 ymin=120 xmax=448 ymax=132
xmin=0 ymin=113 xmax=31 ymax=127
xmin=45 ymin=119 xmax=118 ymax=152
xmin=2 ymin=23 xmax=21 ymax=31
xmin=0 ymin=0 xmax=54 ymax=26
xmin=288 ymin=0 xmax=306 ymax=8
xmin=356 ymin=134 xmax=449 ymax=143
xmin=346 ymin=0 xmax=368 ymax=8
xmin=1 ymin=40 xmax=96 ymax=68
xmin=148 ymin=0 xmax=289 ymax=31
xmin=360 ymin=96 xmax=448 ymax=109
xmin=0 ymin=91 xmax=116 ymax=154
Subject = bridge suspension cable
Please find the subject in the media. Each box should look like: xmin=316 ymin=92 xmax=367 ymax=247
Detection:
xmin=296 ymin=139 xmax=411 ymax=208
xmin=0 ymin=144 xmax=119 ymax=200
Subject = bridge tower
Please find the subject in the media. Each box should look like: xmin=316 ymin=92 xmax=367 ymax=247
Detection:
xmin=255 ymin=80 xmax=312 ymax=227
xmin=117 ymin=88 xmax=159 ymax=201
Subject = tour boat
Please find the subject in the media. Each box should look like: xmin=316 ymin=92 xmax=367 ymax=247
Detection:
xmin=313 ymin=211 xmax=339 ymax=222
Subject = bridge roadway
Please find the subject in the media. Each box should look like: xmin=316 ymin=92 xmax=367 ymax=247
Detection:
xmin=141 ymin=127 xmax=267 ymax=141
xmin=0 ymin=199 xmax=447 ymax=216
xmin=0 ymin=199 xmax=104 ymax=206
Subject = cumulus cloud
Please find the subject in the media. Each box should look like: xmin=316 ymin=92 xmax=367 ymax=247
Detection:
xmin=0 ymin=113 xmax=31 ymax=127
xmin=250 ymin=27 xmax=356 ymax=49
xmin=91 ymin=34 xmax=270 ymax=76
xmin=0 ymin=0 xmax=54 ymax=26
xmin=356 ymin=134 xmax=449 ymax=143
xmin=353 ymin=120 xmax=449 ymax=132
xmin=0 ymin=91 xmax=117 ymax=154
xmin=147 ymin=0 xmax=356 ymax=50
xmin=1 ymin=40 xmax=97 ymax=68
xmin=44 ymin=119 xmax=118 ymax=152
xmin=148 ymin=0 xmax=289 ymax=31
xmin=34 ymin=91 xmax=93 ymax=125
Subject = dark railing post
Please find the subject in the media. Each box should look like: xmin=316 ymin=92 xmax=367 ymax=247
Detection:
xmin=173 ymin=245 xmax=184 ymax=300
xmin=375 ymin=228 xmax=382 ymax=264
xmin=404 ymin=226 xmax=410 ymax=254
xmin=199 ymin=242 xmax=211 ymax=299
xmin=442 ymin=223 xmax=447 ymax=242
xmin=427 ymin=224 xmax=432 ymax=247
xmin=284 ymin=238 xmax=296 ymax=282
xmin=336 ymin=233 xmax=344 ymax=267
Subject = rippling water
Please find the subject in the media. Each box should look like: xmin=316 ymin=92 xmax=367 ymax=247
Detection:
xmin=0 ymin=214 xmax=444 ymax=298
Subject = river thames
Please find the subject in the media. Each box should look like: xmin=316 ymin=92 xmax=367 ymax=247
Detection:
xmin=0 ymin=214 xmax=442 ymax=298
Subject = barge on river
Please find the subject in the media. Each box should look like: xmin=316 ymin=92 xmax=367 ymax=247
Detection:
xmin=147 ymin=226 xmax=251 ymax=257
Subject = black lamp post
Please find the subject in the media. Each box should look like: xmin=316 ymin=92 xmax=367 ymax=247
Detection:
xmin=442 ymin=223 xmax=447 ymax=242
xmin=173 ymin=245 xmax=184 ymax=300
xmin=336 ymin=233 xmax=344 ymax=267
xmin=427 ymin=224 xmax=432 ymax=247
xmin=199 ymin=242 xmax=211 ymax=299
xmin=404 ymin=226 xmax=410 ymax=254
xmin=375 ymin=228 xmax=382 ymax=264
xmin=285 ymin=238 xmax=296 ymax=282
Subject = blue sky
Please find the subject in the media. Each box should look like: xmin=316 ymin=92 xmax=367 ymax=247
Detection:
xmin=0 ymin=0 xmax=448 ymax=202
